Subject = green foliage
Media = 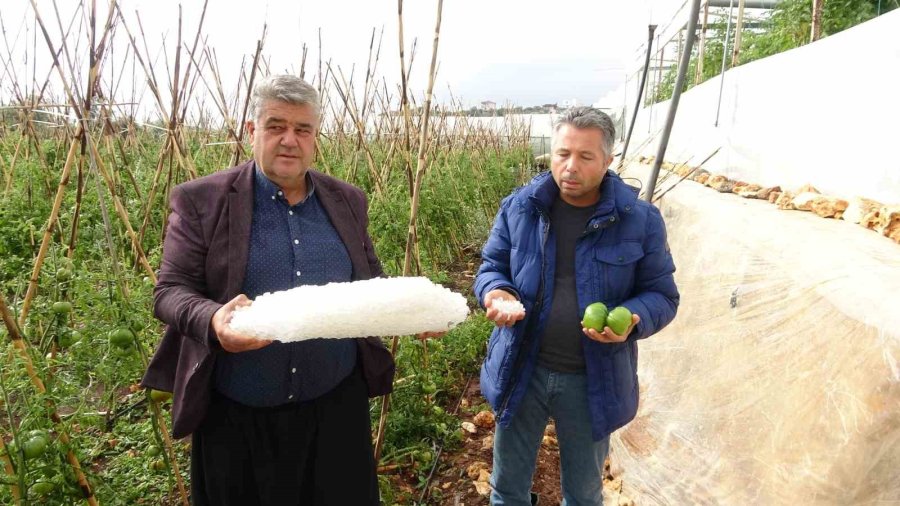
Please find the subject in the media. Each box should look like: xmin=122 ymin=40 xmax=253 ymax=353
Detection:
xmin=0 ymin=125 xmax=523 ymax=504
xmin=652 ymin=0 xmax=896 ymax=103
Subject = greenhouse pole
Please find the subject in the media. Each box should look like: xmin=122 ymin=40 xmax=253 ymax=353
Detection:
xmin=619 ymin=24 xmax=657 ymax=165
xmin=644 ymin=0 xmax=702 ymax=202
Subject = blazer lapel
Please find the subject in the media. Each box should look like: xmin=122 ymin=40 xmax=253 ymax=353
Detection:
xmin=311 ymin=170 xmax=371 ymax=280
xmin=226 ymin=163 xmax=254 ymax=298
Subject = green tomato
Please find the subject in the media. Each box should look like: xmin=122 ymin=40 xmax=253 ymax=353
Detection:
xmin=606 ymin=306 xmax=633 ymax=336
xmin=109 ymin=328 xmax=135 ymax=349
xmin=422 ymin=382 xmax=438 ymax=395
xmin=146 ymin=445 xmax=161 ymax=457
xmin=30 ymin=480 xmax=55 ymax=496
xmin=22 ymin=435 xmax=49 ymax=459
xmin=57 ymin=330 xmax=75 ymax=348
xmin=56 ymin=267 xmax=72 ymax=280
xmin=51 ymin=301 xmax=73 ymax=315
xmin=150 ymin=389 xmax=172 ymax=403
xmin=582 ymin=302 xmax=609 ymax=331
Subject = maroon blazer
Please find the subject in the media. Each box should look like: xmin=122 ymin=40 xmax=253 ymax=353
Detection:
xmin=141 ymin=160 xmax=395 ymax=439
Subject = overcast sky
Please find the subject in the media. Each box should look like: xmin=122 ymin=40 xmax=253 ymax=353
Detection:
xmin=1 ymin=0 xmax=681 ymax=108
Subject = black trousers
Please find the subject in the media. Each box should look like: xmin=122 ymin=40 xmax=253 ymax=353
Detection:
xmin=191 ymin=368 xmax=379 ymax=506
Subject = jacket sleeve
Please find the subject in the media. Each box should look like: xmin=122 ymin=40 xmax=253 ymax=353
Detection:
xmin=473 ymin=197 xmax=520 ymax=307
xmin=153 ymin=185 xmax=223 ymax=347
xmin=620 ymin=205 xmax=679 ymax=340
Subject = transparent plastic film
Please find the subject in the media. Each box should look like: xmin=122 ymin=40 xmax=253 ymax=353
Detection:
xmin=610 ymin=165 xmax=900 ymax=505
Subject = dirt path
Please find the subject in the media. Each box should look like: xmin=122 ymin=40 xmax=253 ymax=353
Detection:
xmin=422 ymin=379 xmax=631 ymax=506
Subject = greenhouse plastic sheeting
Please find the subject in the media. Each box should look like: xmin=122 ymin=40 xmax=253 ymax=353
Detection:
xmin=609 ymin=164 xmax=900 ymax=505
xmin=624 ymin=10 xmax=900 ymax=204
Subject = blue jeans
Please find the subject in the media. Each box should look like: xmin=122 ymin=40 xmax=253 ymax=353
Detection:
xmin=491 ymin=365 xmax=609 ymax=506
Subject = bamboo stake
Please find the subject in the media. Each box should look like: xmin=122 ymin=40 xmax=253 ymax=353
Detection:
xmin=374 ymin=0 xmax=444 ymax=462
xmin=17 ymin=137 xmax=78 ymax=327
xmin=0 ymin=399 xmax=21 ymax=505
xmin=1 ymin=293 xmax=99 ymax=505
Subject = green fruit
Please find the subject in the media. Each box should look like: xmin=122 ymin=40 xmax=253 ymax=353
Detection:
xmin=57 ymin=329 xmax=75 ymax=348
xmin=422 ymin=382 xmax=438 ymax=395
xmin=606 ymin=306 xmax=633 ymax=336
xmin=51 ymin=301 xmax=72 ymax=315
xmin=109 ymin=328 xmax=135 ymax=349
xmin=22 ymin=435 xmax=49 ymax=459
xmin=582 ymin=302 xmax=609 ymax=331
xmin=130 ymin=320 xmax=144 ymax=333
xmin=150 ymin=459 xmax=166 ymax=471
xmin=56 ymin=267 xmax=72 ymax=280
xmin=146 ymin=445 xmax=161 ymax=457
xmin=30 ymin=481 xmax=55 ymax=495
xmin=150 ymin=390 xmax=172 ymax=403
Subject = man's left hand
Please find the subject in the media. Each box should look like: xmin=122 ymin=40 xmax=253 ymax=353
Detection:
xmin=582 ymin=313 xmax=640 ymax=343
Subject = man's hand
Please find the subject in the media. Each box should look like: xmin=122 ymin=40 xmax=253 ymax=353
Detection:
xmin=211 ymin=294 xmax=272 ymax=353
xmin=582 ymin=313 xmax=640 ymax=343
xmin=484 ymin=289 xmax=526 ymax=328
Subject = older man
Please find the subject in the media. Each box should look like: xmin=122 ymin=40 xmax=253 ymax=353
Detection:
xmin=142 ymin=75 xmax=392 ymax=505
xmin=474 ymin=107 xmax=679 ymax=505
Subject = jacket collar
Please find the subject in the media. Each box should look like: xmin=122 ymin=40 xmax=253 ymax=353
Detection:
xmin=522 ymin=169 xmax=638 ymax=223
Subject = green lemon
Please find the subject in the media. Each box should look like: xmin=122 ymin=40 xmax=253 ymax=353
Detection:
xmin=582 ymin=302 xmax=609 ymax=331
xmin=606 ymin=306 xmax=633 ymax=336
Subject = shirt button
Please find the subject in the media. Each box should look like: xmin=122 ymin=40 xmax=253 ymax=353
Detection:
xmin=294 ymin=239 xmax=299 ymax=245
xmin=271 ymin=195 xmax=275 ymax=200
xmin=288 ymin=394 xmax=293 ymax=399
xmin=277 ymin=191 xmax=283 ymax=196
xmin=609 ymin=217 xmax=616 ymax=222
xmin=592 ymin=223 xmax=599 ymax=229
xmin=291 ymin=368 xmax=297 ymax=373
xmin=288 ymin=210 xmax=294 ymax=215
xmin=296 ymin=271 xmax=301 ymax=277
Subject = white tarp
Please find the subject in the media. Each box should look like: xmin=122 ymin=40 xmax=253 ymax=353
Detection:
xmin=625 ymin=10 xmax=900 ymax=204
xmin=609 ymin=163 xmax=900 ymax=504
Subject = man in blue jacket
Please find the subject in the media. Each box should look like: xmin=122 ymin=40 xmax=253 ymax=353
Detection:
xmin=474 ymin=106 xmax=679 ymax=505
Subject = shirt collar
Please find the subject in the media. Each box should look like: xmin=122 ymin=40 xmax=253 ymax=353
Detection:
xmin=253 ymin=162 xmax=316 ymax=204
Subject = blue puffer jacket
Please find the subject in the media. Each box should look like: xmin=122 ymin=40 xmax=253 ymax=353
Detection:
xmin=474 ymin=170 xmax=679 ymax=440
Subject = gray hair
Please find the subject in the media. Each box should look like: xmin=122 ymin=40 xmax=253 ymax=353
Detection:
xmin=249 ymin=75 xmax=321 ymax=123
xmin=553 ymin=106 xmax=616 ymax=159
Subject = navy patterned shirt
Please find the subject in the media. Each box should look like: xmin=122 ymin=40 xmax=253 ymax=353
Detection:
xmin=214 ymin=166 xmax=357 ymax=407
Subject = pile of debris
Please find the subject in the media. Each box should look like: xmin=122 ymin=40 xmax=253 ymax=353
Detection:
xmin=638 ymin=156 xmax=900 ymax=244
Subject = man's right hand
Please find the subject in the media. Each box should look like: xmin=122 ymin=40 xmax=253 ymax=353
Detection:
xmin=484 ymin=289 xmax=526 ymax=328
xmin=211 ymin=294 xmax=272 ymax=353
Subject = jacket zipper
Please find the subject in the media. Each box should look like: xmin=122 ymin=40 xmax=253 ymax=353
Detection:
xmin=499 ymin=212 xmax=551 ymax=417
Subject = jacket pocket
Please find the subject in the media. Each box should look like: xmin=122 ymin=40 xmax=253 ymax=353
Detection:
xmin=593 ymin=241 xmax=644 ymax=303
